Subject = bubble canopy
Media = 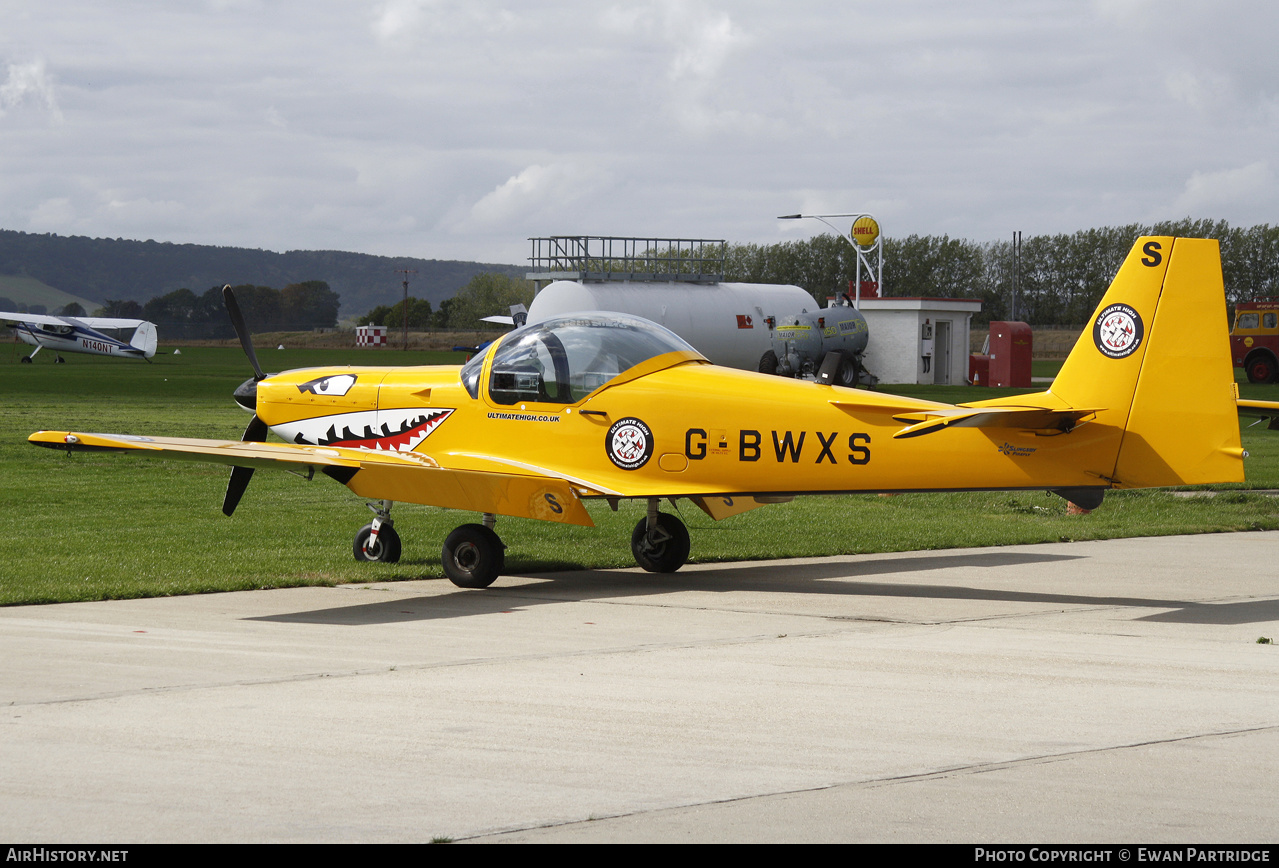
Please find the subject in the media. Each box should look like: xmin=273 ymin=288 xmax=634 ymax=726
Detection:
xmin=461 ymin=312 xmax=704 ymax=404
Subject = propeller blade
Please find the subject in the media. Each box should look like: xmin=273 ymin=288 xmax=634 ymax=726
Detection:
xmin=221 ymin=287 xmax=270 ymax=518
xmin=242 ymin=414 xmax=268 ymax=443
xmin=223 ymin=466 xmax=254 ymax=517
xmin=222 ymin=284 xmax=265 ymax=382
xmin=222 ymin=415 xmax=268 ymax=516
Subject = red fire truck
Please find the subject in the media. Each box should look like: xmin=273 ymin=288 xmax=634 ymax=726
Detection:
xmin=1231 ymin=298 xmax=1279 ymax=383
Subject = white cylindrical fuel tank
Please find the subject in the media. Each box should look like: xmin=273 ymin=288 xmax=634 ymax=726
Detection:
xmin=526 ymin=280 xmax=817 ymax=370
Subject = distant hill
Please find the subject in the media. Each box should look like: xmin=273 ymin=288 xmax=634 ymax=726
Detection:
xmin=0 ymin=229 xmax=525 ymax=318
xmin=0 ymin=274 xmax=99 ymax=315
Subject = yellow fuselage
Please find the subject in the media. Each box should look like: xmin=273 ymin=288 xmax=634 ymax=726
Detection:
xmin=255 ymin=359 xmax=1116 ymax=503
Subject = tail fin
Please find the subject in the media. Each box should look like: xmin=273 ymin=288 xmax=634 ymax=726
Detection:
xmin=1050 ymin=236 xmax=1243 ymax=487
xmin=129 ymin=321 xmax=158 ymax=359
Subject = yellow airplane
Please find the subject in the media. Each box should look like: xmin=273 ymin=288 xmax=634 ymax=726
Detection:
xmin=29 ymin=237 xmax=1275 ymax=589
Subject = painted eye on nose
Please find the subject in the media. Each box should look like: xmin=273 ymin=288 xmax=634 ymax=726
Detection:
xmin=297 ymin=374 xmax=357 ymax=396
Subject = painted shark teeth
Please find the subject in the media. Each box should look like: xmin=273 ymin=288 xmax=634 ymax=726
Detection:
xmin=279 ymin=409 xmax=454 ymax=452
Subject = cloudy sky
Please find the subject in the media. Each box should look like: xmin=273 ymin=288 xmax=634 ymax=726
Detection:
xmin=1 ymin=0 xmax=1275 ymax=265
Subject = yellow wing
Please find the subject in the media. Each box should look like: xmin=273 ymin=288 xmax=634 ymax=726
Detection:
xmin=29 ymin=430 xmax=597 ymax=527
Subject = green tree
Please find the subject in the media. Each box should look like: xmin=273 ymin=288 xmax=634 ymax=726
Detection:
xmin=143 ymin=289 xmax=199 ymax=337
xmin=442 ymin=273 xmax=534 ymax=331
xmin=226 ymin=284 xmax=282 ymax=332
xmin=93 ymin=299 xmax=144 ymax=318
xmin=280 ymin=280 xmax=340 ymax=330
xmin=359 ymin=296 xmax=433 ymax=329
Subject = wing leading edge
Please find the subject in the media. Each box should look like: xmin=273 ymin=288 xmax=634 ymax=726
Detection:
xmin=28 ymin=431 xmax=596 ymax=527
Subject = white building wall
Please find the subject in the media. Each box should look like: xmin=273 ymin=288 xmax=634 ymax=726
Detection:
xmin=858 ymin=299 xmax=982 ymax=385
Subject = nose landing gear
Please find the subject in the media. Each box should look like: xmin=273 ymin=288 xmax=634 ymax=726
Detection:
xmin=353 ymin=500 xmax=401 ymax=563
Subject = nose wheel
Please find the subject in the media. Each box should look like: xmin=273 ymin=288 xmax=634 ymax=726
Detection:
xmin=353 ymin=500 xmax=401 ymax=563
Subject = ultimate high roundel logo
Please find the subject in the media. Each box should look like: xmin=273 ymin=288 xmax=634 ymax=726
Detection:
xmin=606 ymin=417 xmax=654 ymax=470
xmin=1093 ymin=303 xmax=1144 ymax=359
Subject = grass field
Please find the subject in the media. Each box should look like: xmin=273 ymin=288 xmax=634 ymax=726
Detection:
xmin=3 ymin=346 xmax=1278 ymax=606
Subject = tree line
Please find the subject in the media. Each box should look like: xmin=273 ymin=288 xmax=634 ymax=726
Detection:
xmin=369 ymin=219 xmax=1275 ymax=330
xmin=358 ymin=273 xmax=534 ymax=332
xmin=719 ymin=219 xmax=1279 ymax=326
xmin=91 ymin=281 xmax=341 ymax=339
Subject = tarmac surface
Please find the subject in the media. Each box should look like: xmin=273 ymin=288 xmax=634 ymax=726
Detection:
xmin=2 ymin=531 xmax=1277 ymax=843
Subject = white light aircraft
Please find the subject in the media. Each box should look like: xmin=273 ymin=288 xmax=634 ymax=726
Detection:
xmin=2 ymin=312 xmax=158 ymax=363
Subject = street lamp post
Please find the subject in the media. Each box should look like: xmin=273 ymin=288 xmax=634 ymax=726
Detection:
xmin=778 ymin=212 xmax=882 ymax=308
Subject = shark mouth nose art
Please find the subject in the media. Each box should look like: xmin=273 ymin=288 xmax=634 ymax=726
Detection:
xmin=276 ymin=408 xmax=454 ymax=451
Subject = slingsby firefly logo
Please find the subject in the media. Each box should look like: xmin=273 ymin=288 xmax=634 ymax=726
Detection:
xmin=1093 ymin=303 xmax=1144 ymax=359
xmin=606 ymin=417 xmax=653 ymax=470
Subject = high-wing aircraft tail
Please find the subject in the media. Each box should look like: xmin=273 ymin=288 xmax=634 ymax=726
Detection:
xmin=128 ymin=321 xmax=158 ymax=358
xmin=1040 ymin=237 xmax=1242 ymax=487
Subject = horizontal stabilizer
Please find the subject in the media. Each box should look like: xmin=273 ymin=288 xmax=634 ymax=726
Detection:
xmin=891 ymin=406 xmax=1101 ymax=439
xmin=1239 ymin=398 xmax=1279 ymax=431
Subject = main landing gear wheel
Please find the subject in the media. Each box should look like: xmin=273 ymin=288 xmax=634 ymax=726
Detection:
xmin=354 ymin=523 xmax=401 ymax=563
xmin=442 ymin=524 xmax=505 ymax=588
xmin=631 ymin=512 xmax=690 ymax=573
xmin=20 ymin=356 xmax=32 ymax=364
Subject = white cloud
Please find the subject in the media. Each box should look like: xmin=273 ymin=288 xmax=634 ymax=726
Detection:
xmin=371 ymin=0 xmax=430 ymax=42
xmin=27 ymin=198 xmax=77 ymax=232
xmin=665 ymin=5 xmax=741 ymax=84
xmin=1168 ymin=162 xmax=1275 ymax=218
xmin=0 ymin=60 xmax=62 ymax=122
xmin=464 ymin=162 xmax=612 ymax=230
xmin=599 ymin=1 xmax=754 ymax=135
xmin=371 ymin=0 xmax=518 ymax=44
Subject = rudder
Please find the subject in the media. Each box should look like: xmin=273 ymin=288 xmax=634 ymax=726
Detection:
xmin=1050 ymin=237 xmax=1243 ymax=487
xmin=130 ymin=321 xmax=158 ymax=358
xmin=1114 ymin=238 xmax=1243 ymax=486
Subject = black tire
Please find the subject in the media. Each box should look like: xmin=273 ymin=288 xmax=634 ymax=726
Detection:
xmin=19 ymin=356 xmax=31 ymax=364
xmin=630 ymin=512 xmax=691 ymax=573
xmin=353 ymin=523 xmax=402 ymax=563
xmin=836 ymin=353 xmax=859 ymax=388
xmin=1246 ymin=353 xmax=1277 ymax=384
xmin=54 ymin=356 xmax=65 ymax=364
xmin=758 ymin=350 xmax=778 ymax=375
xmin=442 ymin=524 xmax=504 ymax=588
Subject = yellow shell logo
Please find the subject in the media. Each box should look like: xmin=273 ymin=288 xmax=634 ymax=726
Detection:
xmin=851 ymin=216 xmax=880 ymax=249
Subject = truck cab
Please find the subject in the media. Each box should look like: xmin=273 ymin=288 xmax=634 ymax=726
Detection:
xmin=1231 ymin=298 xmax=1279 ymax=383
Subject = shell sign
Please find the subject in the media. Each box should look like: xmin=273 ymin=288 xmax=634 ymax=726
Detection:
xmin=851 ymin=216 xmax=880 ymax=248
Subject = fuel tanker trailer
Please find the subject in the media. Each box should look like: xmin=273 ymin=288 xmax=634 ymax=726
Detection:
xmin=526 ymin=279 xmax=823 ymax=372
xmin=759 ymin=297 xmax=870 ymax=387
